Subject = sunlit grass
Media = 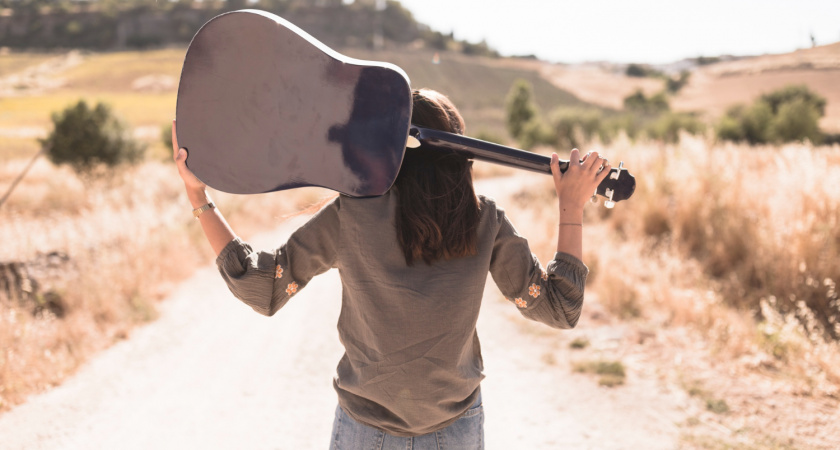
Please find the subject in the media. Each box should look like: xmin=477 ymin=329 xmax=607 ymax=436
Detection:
xmin=0 ymin=136 xmax=40 ymax=162
xmin=0 ymin=93 xmax=175 ymax=128
xmin=0 ymin=155 xmax=327 ymax=411
xmin=61 ymin=48 xmax=185 ymax=91
xmin=0 ymin=51 xmax=56 ymax=77
xmin=504 ymin=135 xmax=840 ymax=397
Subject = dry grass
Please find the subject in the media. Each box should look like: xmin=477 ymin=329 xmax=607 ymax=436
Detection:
xmin=0 ymin=93 xmax=176 ymax=129
xmin=0 ymin=136 xmax=40 ymax=162
xmin=0 ymin=157 xmax=323 ymax=411
xmin=60 ymin=48 xmax=183 ymax=92
xmin=591 ymin=135 xmax=840 ymax=385
xmin=500 ymin=136 xmax=840 ymax=446
xmin=0 ymin=51 xmax=57 ymax=77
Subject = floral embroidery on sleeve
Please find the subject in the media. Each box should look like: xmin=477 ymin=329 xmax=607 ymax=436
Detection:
xmin=285 ymin=281 xmax=299 ymax=296
xmin=515 ymin=297 xmax=528 ymax=308
xmin=275 ymin=265 xmax=284 ymax=279
xmin=529 ymin=283 xmax=541 ymax=298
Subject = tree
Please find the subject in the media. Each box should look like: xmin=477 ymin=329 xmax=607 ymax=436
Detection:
xmin=759 ymin=84 xmax=826 ymax=116
xmin=625 ymin=63 xmax=648 ymax=77
xmin=505 ymin=79 xmax=538 ymax=141
xmin=40 ymin=100 xmax=145 ymax=175
xmin=717 ymin=85 xmax=826 ymax=145
xmin=623 ymin=89 xmax=669 ymax=115
xmin=665 ymin=71 xmax=691 ymax=94
xmin=772 ymin=98 xmax=823 ymax=144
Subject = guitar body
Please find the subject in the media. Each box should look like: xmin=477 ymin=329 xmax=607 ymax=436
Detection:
xmin=177 ymin=9 xmax=636 ymax=204
xmin=176 ymin=9 xmax=412 ymax=196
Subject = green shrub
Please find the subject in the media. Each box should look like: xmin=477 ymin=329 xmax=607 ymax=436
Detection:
xmin=473 ymin=130 xmax=505 ymax=145
xmin=40 ymin=100 xmax=144 ymax=175
xmin=716 ymin=85 xmax=826 ymax=145
xmin=665 ymin=71 xmax=690 ymax=94
xmin=645 ymin=112 xmax=705 ymax=143
xmin=772 ymin=97 xmax=823 ymax=144
xmin=760 ymin=84 xmax=826 ymax=116
xmin=519 ymin=119 xmax=556 ymax=150
xmin=625 ymin=63 xmax=661 ymax=78
xmin=569 ymin=337 xmax=590 ymax=349
xmin=573 ymin=359 xmax=627 ymax=387
xmin=716 ymin=113 xmax=746 ymax=142
xmin=623 ymin=89 xmax=670 ymax=115
xmin=505 ymin=79 xmax=539 ymax=141
xmin=602 ymin=114 xmax=642 ymax=141
xmin=161 ymin=121 xmax=173 ymax=151
xmin=549 ymin=108 xmax=605 ymax=149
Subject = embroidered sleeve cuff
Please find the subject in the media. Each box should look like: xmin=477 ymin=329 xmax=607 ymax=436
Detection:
xmin=215 ymin=237 xmax=249 ymax=277
xmin=547 ymin=252 xmax=588 ymax=300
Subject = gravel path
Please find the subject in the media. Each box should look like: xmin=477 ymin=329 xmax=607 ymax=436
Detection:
xmin=0 ymin=182 xmax=690 ymax=449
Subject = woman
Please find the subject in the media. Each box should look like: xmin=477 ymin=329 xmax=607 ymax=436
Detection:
xmin=172 ymin=88 xmax=610 ymax=449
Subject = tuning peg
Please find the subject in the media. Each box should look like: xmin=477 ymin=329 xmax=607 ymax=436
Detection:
xmin=406 ymin=135 xmax=421 ymax=148
xmin=604 ymin=187 xmax=615 ymax=209
xmin=610 ymin=161 xmax=624 ymax=180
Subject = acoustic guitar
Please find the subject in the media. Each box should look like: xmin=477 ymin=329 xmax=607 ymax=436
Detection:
xmin=176 ymin=9 xmax=635 ymax=207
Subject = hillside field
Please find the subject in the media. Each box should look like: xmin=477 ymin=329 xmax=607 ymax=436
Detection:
xmin=1 ymin=45 xmax=839 ymax=448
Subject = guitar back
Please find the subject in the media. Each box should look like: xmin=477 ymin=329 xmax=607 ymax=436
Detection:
xmin=176 ymin=10 xmax=412 ymax=196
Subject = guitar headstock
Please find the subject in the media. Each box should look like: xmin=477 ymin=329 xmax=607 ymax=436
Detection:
xmin=595 ymin=162 xmax=636 ymax=208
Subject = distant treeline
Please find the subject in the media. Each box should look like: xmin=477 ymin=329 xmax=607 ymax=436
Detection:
xmin=0 ymin=0 xmax=499 ymax=57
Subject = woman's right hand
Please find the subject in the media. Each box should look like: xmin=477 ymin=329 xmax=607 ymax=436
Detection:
xmin=550 ymin=148 xmax=610 ymax=213
xmin=171 ymin=119 xmax=207 ymax=195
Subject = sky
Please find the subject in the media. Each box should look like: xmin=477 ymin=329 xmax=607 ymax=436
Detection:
xmin=394 ymin=0 xmax=840 ymax=64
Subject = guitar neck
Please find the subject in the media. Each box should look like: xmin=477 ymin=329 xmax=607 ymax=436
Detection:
xmin=411 ymin=125 xmax=636 ymax=206
xmin=411 ymin=126 xmax=566 ymax=174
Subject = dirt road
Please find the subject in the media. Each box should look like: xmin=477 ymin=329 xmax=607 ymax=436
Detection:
xmin=0 ymin=182 xmax=694 ymax=449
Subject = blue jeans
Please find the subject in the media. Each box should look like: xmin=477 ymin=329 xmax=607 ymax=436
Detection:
xmin=329 ymin=394 xmax=484 ymax=450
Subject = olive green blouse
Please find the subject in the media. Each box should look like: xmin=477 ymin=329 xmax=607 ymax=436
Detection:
xmin=216 ymin=191 xmax=588 ymax=437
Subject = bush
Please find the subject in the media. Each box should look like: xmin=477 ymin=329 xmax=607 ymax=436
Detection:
xmin=473 ymin=130 xmax=505 ymax=145
xmin=717 ymin=85 xmax=826 ymax=145
xmin=161 ymin=121 xmax=173 ymax=151
xmin=645 ymin=112 xmax=705 ymax=144
xmin=549 ymin=108 xmax=605 ymax=149
xmin=505 ymin=79 xmax=539 ymax=141
xmin=665 ymin=71 xmax=691 ymax=94
xmin=772 ymin=97 xmax=823 ymax=144
xmin=602 ymin=114 xmax=642 ymax=141
xmin=40 ymin=100 xmax=145 ymax=175
xmin=623 ymin=89 xmax=670 ymax=115
xmin=519 ymin=119 xmax=556 ymax=150
xmin=625 ymin=63 xmax=661 ymax=78
xmin=760 ymin=84 xmax=826 ymax=116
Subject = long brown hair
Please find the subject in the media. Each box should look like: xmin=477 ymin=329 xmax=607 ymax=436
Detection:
xmin=394 ymin=89 xmax=480 ymax=266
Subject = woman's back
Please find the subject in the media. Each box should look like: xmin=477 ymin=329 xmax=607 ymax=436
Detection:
xmin=173 ymin=87 xmax=610 ymax=443
xmin=216 ymin=188 xmax=587 ymax=435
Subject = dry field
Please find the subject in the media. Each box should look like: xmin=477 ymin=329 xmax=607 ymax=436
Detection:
xmin=539 ymin=63 xmax=664 ymax=110
xmin=2 ymin=45 xmax=840 ymax=448
xmin=539 ymin=42 xmax=840 ymax=133
xmin=0 ymin=46 xmax=566 ymax=413
xmin=505 ymin=137 xmax=840 ymax=448
xmin=0 ymin=154 xmax=331 ymax=411
xmin=672 ymin=42 xmax=840 ymax=133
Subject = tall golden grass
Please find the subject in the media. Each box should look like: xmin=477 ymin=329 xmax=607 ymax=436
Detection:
xmin=0 ymin=156 xmax=328 ymax=411
xmin=506 ymin=135 xmax=840 ymax=396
